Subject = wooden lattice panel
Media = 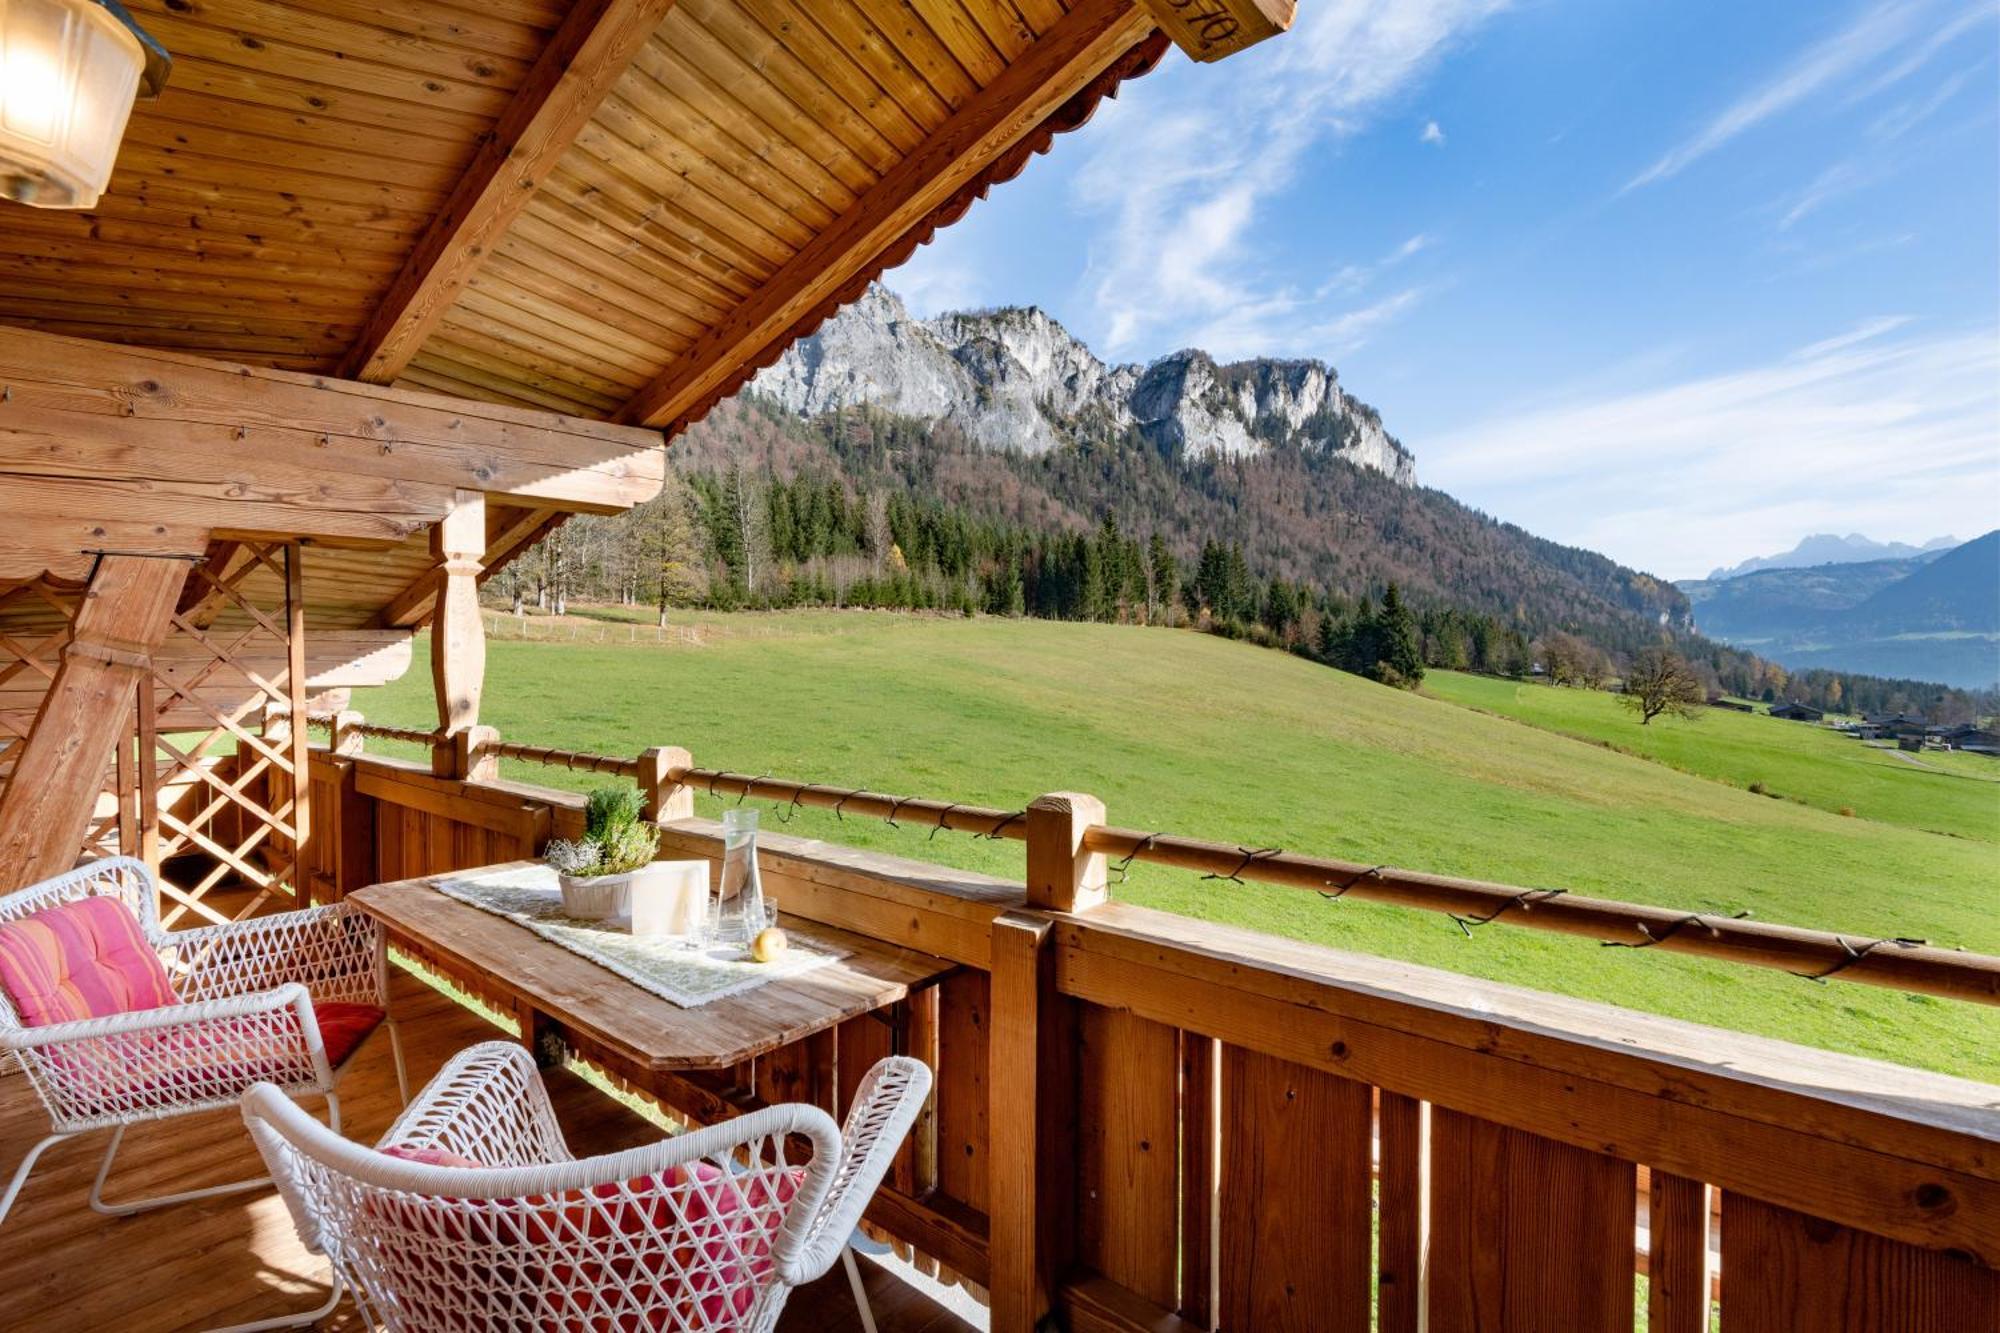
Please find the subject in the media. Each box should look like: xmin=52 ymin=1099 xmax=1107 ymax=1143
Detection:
xmin=141 ymin=542 xmax=310 ymax=927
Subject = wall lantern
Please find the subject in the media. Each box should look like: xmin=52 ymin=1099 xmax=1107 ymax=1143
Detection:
xmin=0 ymin=0 xmax=169 ymax=209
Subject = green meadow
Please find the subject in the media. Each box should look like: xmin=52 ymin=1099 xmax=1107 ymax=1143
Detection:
xmin=357 ymin=612 xmax=2000 ymax=1081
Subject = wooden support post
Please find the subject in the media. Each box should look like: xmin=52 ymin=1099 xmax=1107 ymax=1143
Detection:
xmin=0 ymin=553 xmax=193 ymax=889
xmin=1026 ymin=791 xmax=1108 ymax=912
xmin=989 ymin=911 xmax=1077 ymax=1333
xmin=638 ymin=745 xmax=693 ymax=821
xmin=1648 ymin=1172 xmax=1713 ymax=1333
xmin=283 ymin=542 xmax=310 ymax=884
xmin=431 ymin=490 xmax=487 ymax=778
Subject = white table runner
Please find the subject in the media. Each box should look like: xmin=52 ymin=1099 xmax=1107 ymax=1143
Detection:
xmin=433 ymin=863 xmax=846 ymax=1008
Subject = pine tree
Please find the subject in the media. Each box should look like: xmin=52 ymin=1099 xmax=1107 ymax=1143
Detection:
xmin=1377 ymin=584 xmax=1424 ymax=687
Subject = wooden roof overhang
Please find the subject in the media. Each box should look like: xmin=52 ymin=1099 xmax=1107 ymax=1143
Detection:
xmin=0 ymin=0 xmax=1290 ymax=630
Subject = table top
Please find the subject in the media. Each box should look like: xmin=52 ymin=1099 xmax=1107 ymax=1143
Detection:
xmin=351 ymin=862 xmax=957 ymax=1072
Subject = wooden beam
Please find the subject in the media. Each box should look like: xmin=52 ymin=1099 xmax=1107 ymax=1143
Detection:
xmin=379 ymin=505 xmax=552 ymax=629
xmin=1139 ymin=0 xmax=1295 ymax=62
xmin=341 ymin=0 xmax=681 ymax=384
xmin=617 ymin=0 xmax=1157 ymax=429
xmin=0 ymin=552 xmax=197 ymax=889
xmin=0 ymin=328 xmax=666 ymax=546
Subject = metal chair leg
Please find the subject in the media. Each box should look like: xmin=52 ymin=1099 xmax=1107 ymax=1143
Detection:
xmin=89 ymin=1090 xmax=342 ymax=1216
xmin=205 ymin=1269 xmax=345 ymax=1333
xmin=0 ymin=1130 xmax=71 ymax=1231
xmin=841 ymin=1245 xmax=879 ymax=1333
xmin=88 ymin=1123 xmax=273 ymax=1217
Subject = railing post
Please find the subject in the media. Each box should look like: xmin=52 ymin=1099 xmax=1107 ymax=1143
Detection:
xmin=445 ymin=724 xmax=500 ymax=782
xmin=330 ymin=709 xmax=366 ymax=757
xmin=989 ymin=911 xmax=1077 ymax=1333
xmin=1026 ymin=791 xmax=1108 ymax=912
xmin=638 ymin=745 xmax=694 ymax=821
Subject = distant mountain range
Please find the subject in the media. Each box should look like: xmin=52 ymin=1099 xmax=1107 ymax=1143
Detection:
xmin=1707 ymin=533 xmax=1961 ymax=581
xmin=1679 ymin=532 xmax=2000 ymax=689
xmin=672 ymin=286 xmax=1691 ymax=653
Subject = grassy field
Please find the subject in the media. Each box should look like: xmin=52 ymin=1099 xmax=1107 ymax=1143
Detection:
xmin=357 ymin=612 xmax=2000 ymax=1081
xmin=1424 ymin=672 xmax=2000 ymax=843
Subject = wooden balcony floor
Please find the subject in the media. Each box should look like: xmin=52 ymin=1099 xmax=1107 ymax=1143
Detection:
xmin=0 ymin=968 xmax=982 ymax=1333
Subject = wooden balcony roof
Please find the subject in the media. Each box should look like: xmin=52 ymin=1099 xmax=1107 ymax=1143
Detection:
xmin=0 ymin=0 xmax=1182 ymax=430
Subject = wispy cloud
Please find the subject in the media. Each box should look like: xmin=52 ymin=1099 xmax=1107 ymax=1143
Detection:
xmin=1070 ymin=0 xmax=1507 ymax=361
xmin=1421 ymin=120 xmax=1447 ymax=146
xmin=1423 ymin=320 xmax=2000 ymax=579
xmin=1624 ymin=0 xmax=1963 ymax=191
xmin=1319 ymin=232 xmax=1432 ymax=297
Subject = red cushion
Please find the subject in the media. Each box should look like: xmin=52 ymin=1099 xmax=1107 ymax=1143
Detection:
xmin=545 ymin=1161 xmax=802 ymax=1330
xmin=313 ymin=1001 xmax=384 ymax=1068
xmin=0 ymin=896 xmax=179 ymax=1027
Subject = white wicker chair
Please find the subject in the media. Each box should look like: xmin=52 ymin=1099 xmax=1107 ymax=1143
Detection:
xmin=0 ymin=856 xmax=405 ymax=1256
xmin=242 ymin=1040 xmax=934 ymax=1332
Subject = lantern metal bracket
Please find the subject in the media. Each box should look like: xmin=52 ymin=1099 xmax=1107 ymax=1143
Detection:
xmin=93 ymin=0 xmax=172 ymax=98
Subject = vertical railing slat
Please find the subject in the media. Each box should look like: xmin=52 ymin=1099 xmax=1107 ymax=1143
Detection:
xmin=1078 ymin=1006 xmax=1181 ymax=1306
xmin=1721 ymin=1193 xmax=2000 ymax=1331
xmin=1648 ymin=1170 xmax=1713 ymax=1333
xmin=1218 ymin=1045 xmax=1373 ymax=1331
xmin=1429 ymin=1109 xmax=1637 ymax=1332
xmin=1379 ymin=1090 xmax=1430 ymax=1333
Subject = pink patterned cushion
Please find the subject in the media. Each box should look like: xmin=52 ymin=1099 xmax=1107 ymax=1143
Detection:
xmin=380 ymin=1143 xmax=483 ymax=1169
xmin=0 ymin=896 xmax=179 ymax=1027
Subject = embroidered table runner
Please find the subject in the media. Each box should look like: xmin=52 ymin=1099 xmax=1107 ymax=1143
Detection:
xmin=433 ymin=863 xmax=846 ymax=1008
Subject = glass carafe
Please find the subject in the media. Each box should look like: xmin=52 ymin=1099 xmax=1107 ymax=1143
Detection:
xmin=711 ymin=807 xmax=767 ymax=948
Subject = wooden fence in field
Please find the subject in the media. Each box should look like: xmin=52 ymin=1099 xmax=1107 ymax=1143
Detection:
xmin=295 ymin=715 xmax=2000 ymax=1333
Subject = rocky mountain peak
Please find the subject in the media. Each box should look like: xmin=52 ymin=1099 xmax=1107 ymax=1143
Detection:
xmin=748 ymin=284 xmax=1416 ymax=485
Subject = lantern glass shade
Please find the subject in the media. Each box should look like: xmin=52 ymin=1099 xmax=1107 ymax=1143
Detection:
xmin=0 ymin=0 xmax=146 ymax=208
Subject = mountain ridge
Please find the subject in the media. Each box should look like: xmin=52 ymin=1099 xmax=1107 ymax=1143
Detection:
xmin=748 ymin=285 xmax=1418 ymax=484
xmin=1707 ymin=533 xmax=1960 ymax=581
xmin=1679 ymin=531 xmax=1999 ymax=689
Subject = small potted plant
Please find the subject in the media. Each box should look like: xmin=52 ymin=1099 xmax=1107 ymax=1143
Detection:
xmin=543 ymin=786 xmax=662 ymax=921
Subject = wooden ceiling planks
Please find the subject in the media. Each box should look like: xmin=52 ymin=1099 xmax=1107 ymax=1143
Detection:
xmin=0 ymin=0 xmax=561 ymax=371
xmin=405 ymin=0 xmax=1162 ymax=428
xmin=0 ymin=0 xmax=1256 ymax=432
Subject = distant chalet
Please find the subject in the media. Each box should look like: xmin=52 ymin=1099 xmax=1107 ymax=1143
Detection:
xmin=1769 ymin=702 xmax=1825 ymax=722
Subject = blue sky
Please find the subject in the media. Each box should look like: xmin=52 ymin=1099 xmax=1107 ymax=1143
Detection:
xmin=886 ymin=0 xmax=2000 ymax=581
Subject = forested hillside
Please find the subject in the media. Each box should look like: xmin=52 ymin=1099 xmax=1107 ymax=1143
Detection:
xmin=489 ymin=394 xmax=1992 ymax=721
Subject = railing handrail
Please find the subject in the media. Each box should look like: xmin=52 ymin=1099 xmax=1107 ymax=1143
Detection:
xmin=308 ymin=714 xmax=2000 ymax=1005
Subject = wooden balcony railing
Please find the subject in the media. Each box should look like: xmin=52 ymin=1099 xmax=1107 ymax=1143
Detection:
xmin=289 ymin=714 xmax=2000 ymax=1333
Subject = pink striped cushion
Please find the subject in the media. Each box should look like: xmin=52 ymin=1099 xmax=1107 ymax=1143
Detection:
xmin=0 ymin=896 xmax=180 ymax=1027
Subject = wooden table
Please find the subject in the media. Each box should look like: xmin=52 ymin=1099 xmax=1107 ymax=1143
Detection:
xmin=350 ymin=863 xmax=959 ymax=1081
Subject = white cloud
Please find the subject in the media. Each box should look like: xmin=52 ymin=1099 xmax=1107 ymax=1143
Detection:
xmin=1422 ymin=320 xmax=2000 ymax=579
xmin=1625 ymin=0 xmax=1952 ymax=191
xmin=1069 ymin=0 xmax=1506 ymax=361
xmin=1421 ymin=120 xmax=1447 ymax=145
xmin=885 ymin=250 xmax=986 ymax=318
